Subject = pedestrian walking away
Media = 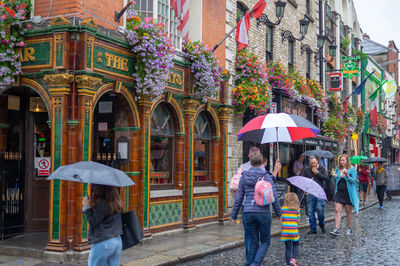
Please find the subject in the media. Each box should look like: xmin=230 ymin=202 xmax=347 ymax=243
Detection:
xmin=374 ymin=162 xmax=388 ymax=209
xmin=357 ymin=163 xmax=369 ymax=205
xmin=330 ymin=154 xmax=359 ymax=236
xmin=300 ymin=156 xmax=328 ymax=234
xmin=281 ymin=192 xmax=301 ymax=266
xmin=231 ymin=151 xmax=282 ymax=266
xmin=82 ymin=185 xmax=123 ymax=266
xmin=230 ymin=146 xmax=267 ymax=262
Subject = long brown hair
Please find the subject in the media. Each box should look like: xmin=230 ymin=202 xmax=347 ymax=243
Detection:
xmin=338 ymin=154 xmax=351 ymax=170
xmin=284 ymin=192 xmax=299 ymax=210
xmin=90 ymin=185 xmax=123 ymax=215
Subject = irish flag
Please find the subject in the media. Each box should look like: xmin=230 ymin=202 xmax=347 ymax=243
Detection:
xmin=369 ymin=89 xmax=378 ymax=127
xmin=235 ymin=12 xmax=251 ymax=50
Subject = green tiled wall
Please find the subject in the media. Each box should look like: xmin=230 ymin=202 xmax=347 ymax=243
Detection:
xmin=150 ymin=202 xmax=182 ymax=227
xmin=193 ymin=197 xmax=218 ymax=219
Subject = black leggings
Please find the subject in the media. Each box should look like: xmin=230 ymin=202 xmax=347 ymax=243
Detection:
xmin=284 ymin=241 xmax=299 ymax=265
xmin=376 ymin=185 xmax=387 ymax=206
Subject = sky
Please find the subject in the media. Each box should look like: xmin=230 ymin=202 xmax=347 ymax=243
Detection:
xmin=353 ymin=0 xmax=400 ymax=50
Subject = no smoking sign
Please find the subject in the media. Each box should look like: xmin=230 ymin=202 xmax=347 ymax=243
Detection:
xmin=36 ymin=157 xmax=51 ymax=176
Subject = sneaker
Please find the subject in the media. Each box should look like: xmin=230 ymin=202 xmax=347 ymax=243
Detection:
xmin=307 ymin=230 xmax=317 ymax=235
xmin=290 ymin=259 xmax=298 ymax=266
xmin=320 ymin=226 xmax=326 ymax=233
xmin=379 ymin=205 xmax=383 ymax=209
xmin=330 ymin=228 xmax=340 ymax=236
xmin=346 ymin=228 xmax=351 ymax=235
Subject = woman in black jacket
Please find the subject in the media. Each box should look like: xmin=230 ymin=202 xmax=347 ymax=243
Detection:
xmin=83 ymin=185 xmax=123 ymax=266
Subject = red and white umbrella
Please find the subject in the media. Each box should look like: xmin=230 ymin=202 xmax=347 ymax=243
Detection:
xmin=237 ymin=113 xmax=320 ymax=154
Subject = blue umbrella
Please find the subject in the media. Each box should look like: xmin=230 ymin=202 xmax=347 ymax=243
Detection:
xmin=47 ymin=161 xmax=135 ymax=187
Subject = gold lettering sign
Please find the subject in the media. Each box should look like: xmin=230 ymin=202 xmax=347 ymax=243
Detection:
xmin=16 ymin=47 xmax=36 ymax=62
xmin=167 ymin=72 xmax=183 ymax=86
xmin=101 ymin=52 xmax=129 ymax=72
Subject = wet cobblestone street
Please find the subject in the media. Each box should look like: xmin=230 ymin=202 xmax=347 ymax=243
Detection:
xmin=181 ymin=198 xmax=400 ymax=266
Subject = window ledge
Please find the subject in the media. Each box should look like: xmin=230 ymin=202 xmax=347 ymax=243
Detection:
xmin=194 ymin=186 xmax=219 ymax=194
xmin=150 ymin=189 xmax=183 ymax=198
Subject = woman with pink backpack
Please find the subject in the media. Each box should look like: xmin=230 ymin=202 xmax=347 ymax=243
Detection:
xmin=231 ymin=151 xmax=282 ymax=266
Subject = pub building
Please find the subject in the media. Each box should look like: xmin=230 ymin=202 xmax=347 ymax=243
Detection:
xmin=0 ymin=17 xmax=232 ymax=255
xmin=242 ymin=88 xmax=338 ymax=179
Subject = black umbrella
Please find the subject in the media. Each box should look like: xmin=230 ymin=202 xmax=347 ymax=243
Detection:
xmin=363 ymin=157 xmax=387 ymax=163
xmin=301 ymin=150 xmax=334 ymax=158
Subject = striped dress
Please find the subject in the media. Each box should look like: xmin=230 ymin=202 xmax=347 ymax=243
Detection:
xmin=280 ymin=206 xmax=300 ymax=242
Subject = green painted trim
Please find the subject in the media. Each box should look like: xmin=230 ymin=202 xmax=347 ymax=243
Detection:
xmin=95 ymin=32 xmax=131 ymax=49
xmin=172 ymin=58 xmax=192 ymax=67
xmin=113 ymin=127 xmax=140 ymax=131
xmin=223 ymin=133 xmax=227 ymax=211
xmin=74 ymin=70 xmax=105 ymax=79
xmin=212 ymin=136 xmax=221 ymax=140
xmin=0 ymin=123 xmax=10 ymax=128
xmin=143 ymin=117 xmax=149 ymax=227
xmin=188 ymin=125 xmax=193 ymax=220
xmin=176 ymin=132 xmax=186 ymax=137
xmin=52 ymin=108 xmax=62 ymax=240
xmin=125 ymin=171 xmax=140 ymax=176
xmin=66 ymin=120 xmax=79 ymax=126
xmin=82 ymin=183 xmax=88 ymax=239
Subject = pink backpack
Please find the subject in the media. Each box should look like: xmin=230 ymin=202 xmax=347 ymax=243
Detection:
xmin=253 ymin=176 xmax=275 ymax=206
xmin=229 ymin=168 xmax=243 ymax=193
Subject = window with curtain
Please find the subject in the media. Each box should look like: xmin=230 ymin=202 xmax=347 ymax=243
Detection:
xmin=288 ymin=40 xmax=294 ymax=71
xmin=194 ymin=112 xmax=212 ymax=185
xmin=150 ymin=103 xmax=175 ymax=187
xmin=266 ymin=26 xmax=273 ymax=61
xmin=136 ymin=0 xmax=182 ymax=49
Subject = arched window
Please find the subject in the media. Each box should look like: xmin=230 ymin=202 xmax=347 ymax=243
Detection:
xmin=151 ymin=103 xmax=175 ymax=187
xmin=194 ymin=112 xmax=212 ymax=184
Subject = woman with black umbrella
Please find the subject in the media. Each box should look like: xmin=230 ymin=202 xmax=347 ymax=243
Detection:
xmin=374 ymin=162 xmax=388 ymax=209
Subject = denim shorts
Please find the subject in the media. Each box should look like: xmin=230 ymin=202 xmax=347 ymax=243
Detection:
xmin=358 ymin=182 xmax=368 ymax=192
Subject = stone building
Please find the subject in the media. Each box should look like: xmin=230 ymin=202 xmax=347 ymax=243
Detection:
xmin=0 ymin=0 xmax=233 ymax=259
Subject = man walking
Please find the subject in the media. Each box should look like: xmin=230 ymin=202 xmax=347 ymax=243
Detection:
xmin=301 ymin=156 xmax=328 ymax=234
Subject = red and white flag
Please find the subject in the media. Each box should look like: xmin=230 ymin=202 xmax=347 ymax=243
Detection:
xmin=252 ymin=0 xmax=268 ymax=19
xmin=171 ymin=0 xmax=189 ymax=41
xmin=235 ymin=12 xmax=251 ymax=50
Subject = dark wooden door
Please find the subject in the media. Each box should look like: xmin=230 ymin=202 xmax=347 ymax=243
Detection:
xmin=24 ymin=100 xmax=50 ymax=232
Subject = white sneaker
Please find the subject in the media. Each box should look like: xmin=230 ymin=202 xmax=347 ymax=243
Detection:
xmin=346 ymin=228 xmax=351 ymax=235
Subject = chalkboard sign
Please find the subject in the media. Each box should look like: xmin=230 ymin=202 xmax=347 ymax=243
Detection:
xmin=274 ymin=181 xmax=288 ymax=206
xmin=385 ymin=164 xmax=400 ymax=196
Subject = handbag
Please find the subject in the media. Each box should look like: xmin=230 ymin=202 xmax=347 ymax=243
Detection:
xmin=121 ymin=209 xmax=143 ymax=250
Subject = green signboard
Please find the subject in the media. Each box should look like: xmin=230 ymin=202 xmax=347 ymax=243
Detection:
xmin=342 ymin=62 xmax=360 ymax=79
xmin=93 ymin=44 xmax=136 ymax=79
xmin=166 ymin=68 xmax=184 ymax=91
xmin=18 ymin=39 xmax=52 ymax=68
xmin=383 ymin=80 xmax=397 ymax=99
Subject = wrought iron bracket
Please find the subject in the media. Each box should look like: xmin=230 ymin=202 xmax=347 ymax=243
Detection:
xmin=281 ymin=29 xmax=305 ymax=42
xmin=256 ymin=13 xmax=283 ymax=27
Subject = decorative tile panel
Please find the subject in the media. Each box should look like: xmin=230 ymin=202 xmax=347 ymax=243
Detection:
xmin=193 ymin=197 xmax=218 ymax=219
xmin=150 ymin=201 xmax=182 ymax=227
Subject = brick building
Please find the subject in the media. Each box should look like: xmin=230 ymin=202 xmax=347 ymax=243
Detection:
xmin=0 ymin=0 xmax=233 ymax=258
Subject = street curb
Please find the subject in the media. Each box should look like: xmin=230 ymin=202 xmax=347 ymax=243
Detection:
xmin=154 ymin=199 xmax=379 ymax=266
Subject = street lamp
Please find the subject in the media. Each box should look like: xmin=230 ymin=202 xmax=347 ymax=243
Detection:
xmin=317 ymin=34 xmax=326 ymax=48
xmin=257 ymin=0 xmax=287 ymax=26
xmin=282 ymin=15 xmax=310 ymax=42
xmin=328 ymin=41 xmax=337 ymax=58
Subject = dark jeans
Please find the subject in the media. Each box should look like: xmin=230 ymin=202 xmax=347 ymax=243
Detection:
xmin=243 ymin=212 xmax=272 ymax=266
xmin=284 ymin=241 xmax=299 ymax=265
xmin=243 ymin=215 xmax=250 ymax=262
xmin=306 ymin=194 xmax=325 ymax=232
xmin=376 ymin=185 xmax=387 ymax=206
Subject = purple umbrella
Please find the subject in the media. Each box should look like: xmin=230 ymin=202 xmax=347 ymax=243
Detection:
xmin=287 ymin=176 xmax=327 ymax=200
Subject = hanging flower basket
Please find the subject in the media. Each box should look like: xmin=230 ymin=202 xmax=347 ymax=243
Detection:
xmin=355 ymin=108 xmax=365 ymax=134
xmin=182 ymin=40 xmax=223 ymax=100
xmin=376 ymin=113 xmax=387 ymax=135
xmin=0 ymin=1 xmax=31 ymax=89
xmin=233 ymin=49 xmax=271 ymax=115
xmin=125 ymin=5 xmax=174 ymax=98
xmin=343 ymin=104 xmax=357 ymax=133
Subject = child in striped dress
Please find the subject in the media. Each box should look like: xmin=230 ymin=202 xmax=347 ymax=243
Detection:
xmin=281 ymin=192 xmax=301 ymax=266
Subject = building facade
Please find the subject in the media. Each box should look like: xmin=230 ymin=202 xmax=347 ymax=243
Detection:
xmin=0 ymin=0 xmax=233 ymax=256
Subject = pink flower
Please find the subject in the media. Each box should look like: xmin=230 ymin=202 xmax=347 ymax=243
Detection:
xmin=132 ymin=1 xmax=137 ymax=4
xmin=18 ymin=41 xmax=24 ymax=47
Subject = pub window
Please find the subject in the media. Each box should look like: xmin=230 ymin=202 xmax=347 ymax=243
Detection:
xmin=288 ymin=40 xmax=294 ymax=71
xmin=266 ymin=26 xmax=273 ymax=61
xmin=194 ymin=112 xmax=212 ymax=185
xmin=306 ymin=50 xmax=311 ymax=79
xmin=136 ymin=0 xmax=182 ymax=49
xmin=150 ymin=103 xmax=175 ymax=188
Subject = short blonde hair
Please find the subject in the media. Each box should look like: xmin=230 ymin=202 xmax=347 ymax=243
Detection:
xmin=284 ymin=192 xmax=299 ymax=210
xmin=338 ymin=154 xmax=351 ymax=170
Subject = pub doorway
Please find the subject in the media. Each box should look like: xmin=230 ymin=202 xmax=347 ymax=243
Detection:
xmin=0 ymin=87 xmax=50 ymax=239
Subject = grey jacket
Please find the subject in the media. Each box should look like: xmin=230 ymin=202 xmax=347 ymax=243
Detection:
xmin=374 ymin=168 xmax=388 ymax=186
xmin=83 ymin=199 xmax=123 ymax=244
xmin=231 ymin=167 xmax=281 ymax=220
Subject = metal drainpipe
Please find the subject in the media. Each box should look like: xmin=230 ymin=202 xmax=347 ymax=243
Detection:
xmin=319 ymin=0 xmax=323 ymax=85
